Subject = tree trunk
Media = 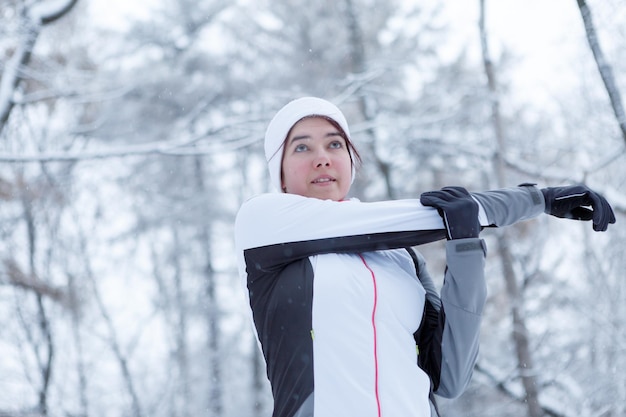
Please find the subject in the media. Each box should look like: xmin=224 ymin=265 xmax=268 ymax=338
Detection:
xmin=193 ymin=157 xmax=222 ymax=417
xmin=172 ymin=227 xmax=191 ymax=417
xmin=479 ymin=1 xmax=542 ymax=416
xmin=20 ymin=183 xmax=54 ymax=416
xmin=68 ymin=273 xmax=89 ymax=417
xmin=343 ymin=0 xmax=396 ymax=199
xmin=82 ymin=237 xmax=143 ymax=417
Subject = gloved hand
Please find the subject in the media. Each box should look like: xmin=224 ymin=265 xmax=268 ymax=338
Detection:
xmin=420 ymin=186 xmax=480 ymax=240
xmin=541 ymin=185 xmax=616 ymax=232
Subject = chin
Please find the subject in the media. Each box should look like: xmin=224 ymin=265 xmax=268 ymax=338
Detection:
xmin=314 ymin=192 xmax=342 ymax=201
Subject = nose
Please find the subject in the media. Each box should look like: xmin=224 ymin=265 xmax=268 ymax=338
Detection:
xmin=314 ymin=149 xmax=331 ymax=167
xmin=313 ymin=149 xmax=330 ymax=168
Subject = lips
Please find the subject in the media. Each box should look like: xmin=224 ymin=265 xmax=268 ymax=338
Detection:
xmin=311 ymin=176 xmax=336 ymax=184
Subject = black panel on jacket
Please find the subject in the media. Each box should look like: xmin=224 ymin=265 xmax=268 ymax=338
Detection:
xmin=248 ymin=258 xmax=315 ymax=417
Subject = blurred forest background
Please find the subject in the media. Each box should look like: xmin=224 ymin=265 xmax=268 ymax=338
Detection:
xmin=0 ymin=0 xmax=625 ymax=416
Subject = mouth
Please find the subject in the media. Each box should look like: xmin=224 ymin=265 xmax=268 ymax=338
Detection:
xmin=311 ymin=177 xmax=336 ymax=184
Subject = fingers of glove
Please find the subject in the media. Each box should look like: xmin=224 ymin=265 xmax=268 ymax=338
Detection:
xmin=591 ymin=194 xmax=616 ymax=231
xmin=420 ymin=192 xmax=459 ymax=209
xmin=593 ymin=220 xmax=607 ymax=232
xmin=543 ymin=186 xmax=616 ymax=231
xmin=608 ymin=205 xmax=616 ymax=224
xmin=421 ymin=189 xmax=460 ymax=204
xmin=569 ymin=206 xmax=612 ymax=231
xmin=574 ymin=190 xmax=616 ymax=231
xmin=421 ymin=187 xmax=475 ymax=210
xmin=420 ymin=193 xmax=448 ymax=207
xmin=440 ymin=186 xmax=471 ymax=199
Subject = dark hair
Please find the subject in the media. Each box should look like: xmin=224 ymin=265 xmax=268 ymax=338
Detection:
xmin=322 ymin=117 xmax=362 ymax=170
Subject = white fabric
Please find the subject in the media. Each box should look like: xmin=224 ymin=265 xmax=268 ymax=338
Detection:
xmin=235 ymin=193 xmax=490 ymax=251
xmin=311 ymin=251 xmax=430 ymax=417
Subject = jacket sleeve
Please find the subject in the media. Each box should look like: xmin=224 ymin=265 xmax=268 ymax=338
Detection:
xmin=235 ymin=187 xmax=541 ymax=274
xmin=412 ymin=239 xmax=487 ymax=399
xmin=472 ymin=184 xmax=545 ymax=228
xmin=437 ymin=238 xmax=487 ymax=398
xmin=235 ymin=193 xmax=449 ymax=251
xmin=235 ymin=193 xmax=460 ymax=274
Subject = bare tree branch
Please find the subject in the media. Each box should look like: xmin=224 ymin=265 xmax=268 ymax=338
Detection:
xmin=0 ymin=0 xmax=79 ymax=135
xmin=577 ymin=0 xmax=626 ymax=144
xmin=29 ymin=0 xmax=79 ymax=25
xmin=0 ymin=133 xmax=259 ymax=163
xmin=0 ymin=22 xmax=38 ymax=132
xmin=474 ymin=363 xmax=568 ymax=417
xmin=3 ymin=258 xmax=74 ymax=308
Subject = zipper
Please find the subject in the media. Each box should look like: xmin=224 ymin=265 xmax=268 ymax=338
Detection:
xmin=358 ymin=254 xmax=381 ymax=417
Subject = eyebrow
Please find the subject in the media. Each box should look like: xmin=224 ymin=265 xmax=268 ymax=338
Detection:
xmin=289 ymin=131 xmax=343 ymax=144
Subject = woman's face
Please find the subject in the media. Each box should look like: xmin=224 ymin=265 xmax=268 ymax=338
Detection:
xmin=281 ymin=117 xmax=352 ymax=201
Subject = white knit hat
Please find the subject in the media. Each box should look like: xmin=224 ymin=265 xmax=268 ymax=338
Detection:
xmin=264 ymin=97 xmax=353 ymax=192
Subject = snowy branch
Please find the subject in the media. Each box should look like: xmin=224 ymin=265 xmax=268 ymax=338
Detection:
xmin=577 ymin=0 xmax=626 ymax=145
xmin=2 ymin=259 xmax=74 ymax=308
xmin=0 ymin=0 xmax=79 ymax=135
xmin=0 ymin=134 xmax=260 ymax=163
xmin=28 ymin=0 xmax=79 ymax=25
xmin=0 ymin=25 xmax=38 ymax=133
xmin=474 ymin=362 xmax=568 ymax=417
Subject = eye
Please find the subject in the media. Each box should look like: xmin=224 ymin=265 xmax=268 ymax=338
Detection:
xmin=329 ymin=140 xmax=343 ymax=149
xmin=294 ymin=143 xmax=308 ymax=152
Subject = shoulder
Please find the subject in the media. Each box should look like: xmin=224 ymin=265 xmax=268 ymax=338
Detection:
xmin=237 ymin=193 xmax=363 ymax=220
xmin=236 ymin=193 xmax=296 ymax=220
xmin=237 ymin=192 xmax=315 ymax=211
xmin=234 ymin=193 xmax=335 ymax=250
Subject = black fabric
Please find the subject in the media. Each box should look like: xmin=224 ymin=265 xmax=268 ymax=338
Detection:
xmin=247 ymin=258 xmax=315 ymax=417
xmin=407 ymin=248 xmax=444 ymax=416
xmin=420 ymin=187 xmax=480 ymax=240
xmin=414 ymin=299 xmax=445 ymax=392
xmin=541 ymin=184 xmax=616 ymax=231
xmin=245 ymin=230 xmax=446 ymax=273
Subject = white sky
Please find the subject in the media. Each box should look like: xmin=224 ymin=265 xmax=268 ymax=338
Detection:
xmin=88 ymin=0 xmax=586 ymax=107
xmin=89 ymin=0 xmax=153 ymax=28
xmin=441 ymin=0 xmax=583 ymax=106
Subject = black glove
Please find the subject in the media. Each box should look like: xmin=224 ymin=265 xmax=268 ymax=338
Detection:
xmin=541 ymin=185 xmax=616 ymax=232
xmin=420 ymin=186 xmax=480 ymax=240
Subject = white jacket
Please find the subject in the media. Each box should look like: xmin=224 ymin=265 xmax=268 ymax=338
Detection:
xmin=234 ymin=186 xmax=544 ymax=417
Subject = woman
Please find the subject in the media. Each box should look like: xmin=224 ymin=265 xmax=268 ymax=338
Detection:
xmin=234 ymin=97 xmax=615 ymax=417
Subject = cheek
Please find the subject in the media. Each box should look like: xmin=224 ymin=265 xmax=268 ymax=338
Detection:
xmin=338 ymin=155 xmax=353 ymax=176
xmin=281 ymin=159 xmax=306 ymax=185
